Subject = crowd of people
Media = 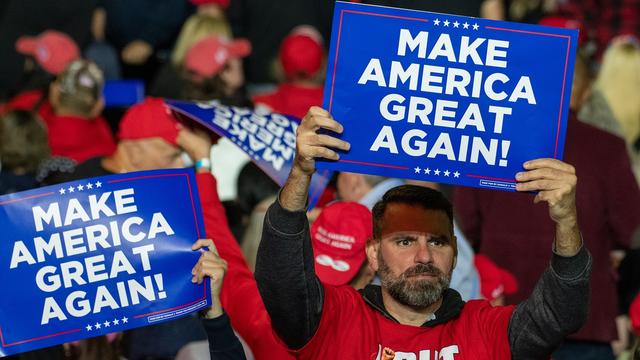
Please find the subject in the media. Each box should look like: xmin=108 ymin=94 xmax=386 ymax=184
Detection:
xmin=0 ymin=0 xmax=639 ymax=359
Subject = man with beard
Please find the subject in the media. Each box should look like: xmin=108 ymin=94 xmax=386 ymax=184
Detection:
xmin=254 ymin=107 xmax=591 ymax=359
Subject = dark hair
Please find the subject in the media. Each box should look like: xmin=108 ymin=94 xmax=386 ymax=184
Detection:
xmin=371 ymin=185 xmax=454 ymax=239
xmin=236 ymin=162 xmax=280 ymax=214
xmin=180 ymin=67 xmax=253 ymax=107
xmin=0 ymin=110 xmax=50 ymax=173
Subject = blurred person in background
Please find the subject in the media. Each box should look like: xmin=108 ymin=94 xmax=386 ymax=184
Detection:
xmin=591 ymin=35 xmax=640 ymax=184
xmin=46 ymin=59 xmax=115 ymax=162
xmin=0 ymin=110 xmax=49 ymax=195
xmin=253 ymin=25 xmax=325 ymax=119
xmin=310 ymin=201 xmax=376 ymax=290
xmin=5 ymin=30 xmax=80 ymax=113
xmin=0 ymin=0 xmax=96 ymax=101
xmin=93 ymin=0 xmax=191 ymax=84
xmin=237 ymin=162 xmax=280 ymax=271
xmin=182 ymin=35 xmax=253 ymax=107
xmin=7 ymin=58 xmax=116 ymax=164
xmin=227 ymin=0 xmax=334 ymax=89
xmin=150 ymin=13 xmax=233 ymax=99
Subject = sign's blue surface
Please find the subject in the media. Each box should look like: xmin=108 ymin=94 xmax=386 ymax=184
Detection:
xmin=0 ymin=169 xmax=209 ymax=356
xmin=317 ymin=1 xmax=578 ymax=191
xmin=167 ymin=100 xmax=332 ymax=207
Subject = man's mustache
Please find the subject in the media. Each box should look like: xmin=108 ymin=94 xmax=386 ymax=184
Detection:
xmin=402 ymin=263 xmax=442 ymax=278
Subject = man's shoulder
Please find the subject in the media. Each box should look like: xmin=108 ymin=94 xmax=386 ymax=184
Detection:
xmin=460 ymin=300 xmax=515 ymax=323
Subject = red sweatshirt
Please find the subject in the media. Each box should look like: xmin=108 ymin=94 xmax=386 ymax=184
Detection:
xmin=295 ymin=285 xmax=513 ymax=360
xmin=6 ymin=90 xmax=116 ymax=163
xmin=195 ymin=173 xmax=292 ymax=359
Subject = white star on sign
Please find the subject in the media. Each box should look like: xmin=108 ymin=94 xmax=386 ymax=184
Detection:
xmin=454 ymin=171 xmax=461 ymax=178
xmin=424 ymin=168 xmax=431 ymax=175
xmin=433 ymin=19 xmax=441 ymax=26
xmin=443 ymin=20 xmax=450 ymax=27
xmin=414 ymin=166 xmax=421 ymax=174
xmin=68 ymin=186 xmax=75 ymax=193
xmin=95 ymin=181 xmax=102 ymax=188
xmin=463 ymin=22 xmax=470 ymax=29
xmin=444 ymin=170 xmax=451 ymax=177
xmin=473 ymin=23 xmax=479 ymax=30
xmin=122 ymin=316 xmax=129 ymax=324
xmin=95 ymin=322 xmax=101 ymax=329
xmin=86 ymin=324 xmax=92 ymax=331
xmin=453 ymin=21 xmax=460 ymax=28
xmin=103 ymin=320 xmax=110 ymax=327
xmin=434 ymin=169 xmax=441 ymax=176
xmin=113 ymin=318 xmax=120 ymax=325
xmin=77 ymin=184 xmax=84 ymax=191
xmin=59 ymin=188 xmax=66 ymax=195
xmin=86 ymin=183 xmax=93 ymax=189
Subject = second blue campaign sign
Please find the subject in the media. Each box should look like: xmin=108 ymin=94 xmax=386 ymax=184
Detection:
xmin=0 ymin=169 xmax=209 ymax=356
xmin=317 ymin=1 xmax=578 ymax=191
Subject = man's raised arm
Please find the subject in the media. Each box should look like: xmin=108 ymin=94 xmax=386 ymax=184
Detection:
xmin=508 ymin=159 xmax=592 ymax=358
xmin=254 ymin=107 xmax=350 ymax=350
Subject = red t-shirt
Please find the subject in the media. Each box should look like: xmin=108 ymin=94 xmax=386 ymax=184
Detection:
xmin=253 ymin=83 xmax=324 ymax=119
xmin=6 ymin=90 xmax=116 ymax=163
xmin=294 ymin=285 xmax=514 ymax=360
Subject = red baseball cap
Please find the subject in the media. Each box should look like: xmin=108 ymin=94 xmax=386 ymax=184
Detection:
xmin=631 ymin=293 xmax=640 ymax=335
xmin=118 ymin=97 xmax=180 ymax=145
xmin=474 ymin=255 xmax=518 ymax=301
xmin=16 ymin=30 xmax=80 ymax=75
xmin=280 ymin=25 xmax=325 ymax=79
xmin=184 ymin=36 xmax=251 ymax=78
xmin=190 ymin=0 xmax=230 ymax=8
xmin=538 ymin=16 xmax=587 ymax=45
xmin=311 ymin=201 xmax=372 ymax=286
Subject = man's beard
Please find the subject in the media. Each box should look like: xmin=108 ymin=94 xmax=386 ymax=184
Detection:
xmin=377 ymin=251 xmax=451 ymax=308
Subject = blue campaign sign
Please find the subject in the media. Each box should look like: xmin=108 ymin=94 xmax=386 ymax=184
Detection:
xmin=317 ymin=1 xmax=578 ymax=191
xmin=167 ymin=100 xmax=332 ymax=208
xmin=0 ymin=169 xmax=209 ymax=356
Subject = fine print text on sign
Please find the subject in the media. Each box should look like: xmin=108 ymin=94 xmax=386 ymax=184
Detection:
xmin=0 ymin=169 xmax=209 ymax=356
xmin=317 ymin=1 xmax=578 ymax=191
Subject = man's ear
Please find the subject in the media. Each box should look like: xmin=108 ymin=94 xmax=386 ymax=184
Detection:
xmin=366 ymin=239 xmax=380 ymax=272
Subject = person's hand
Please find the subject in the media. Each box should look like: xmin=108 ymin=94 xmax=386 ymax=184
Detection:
xmin=121 ymin=40 xmax=153 ymax=65
xmin=515 ymin=158 xmax=580 ymax=256
xmin=294 ymin=106 xmax=350 ymax=176
xmin=177 ymin=126 xmax=213 ymax=162
xmin=515 ymin=158 xmax=577 ymax=226
xmin=192 ymin=239 xmax=227 ymax=318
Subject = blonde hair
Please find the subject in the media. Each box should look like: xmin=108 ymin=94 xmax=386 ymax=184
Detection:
xmin=594 ymin=40 xmax=640 ymax=145
xmin=171 ymin=14 xmax=232 ymax=66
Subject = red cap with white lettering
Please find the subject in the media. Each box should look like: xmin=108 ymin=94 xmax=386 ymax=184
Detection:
xmin=311 ymin=201 xmax=372 ymax=286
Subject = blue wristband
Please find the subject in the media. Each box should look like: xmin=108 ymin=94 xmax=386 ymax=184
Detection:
xmin=195 ymin=158 xmax=211 ymax=170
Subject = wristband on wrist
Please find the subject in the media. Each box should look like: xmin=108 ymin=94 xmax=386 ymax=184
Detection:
xmin=195 ymin=158 xmax=211 ymax=171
